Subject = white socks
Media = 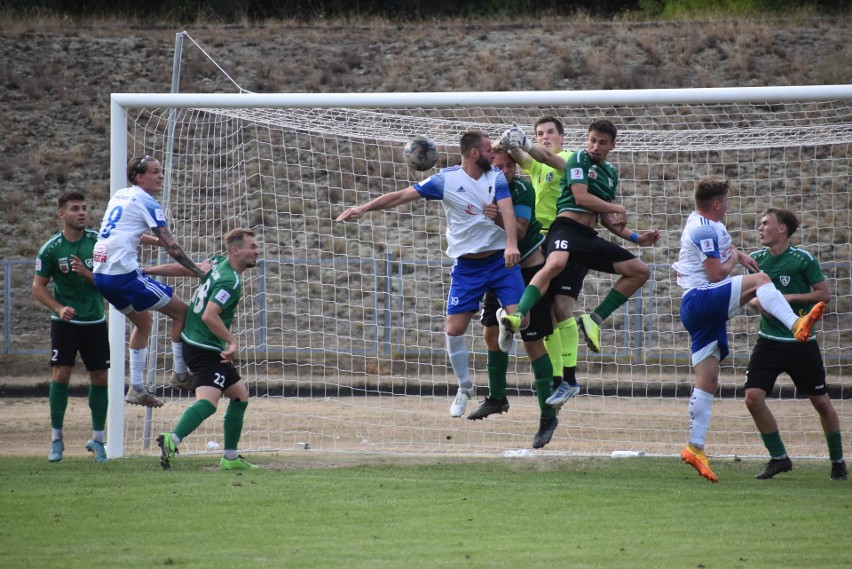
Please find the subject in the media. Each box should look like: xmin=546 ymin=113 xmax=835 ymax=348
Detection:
xmin=129 ymin=347 xmax=147 ymax=389
xmin=446 ymin=334 xmax=473 ymax=390
xmin=172 ymin=341 xmax=187 ymax=374
xmin=756 ymin=283 xmax=799 ymax=330
xmin=688 ymin=388 xmax=714 ymax=448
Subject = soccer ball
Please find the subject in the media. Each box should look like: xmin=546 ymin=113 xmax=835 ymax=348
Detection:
xmin=403 ymin=136 xmax=439 ymax=171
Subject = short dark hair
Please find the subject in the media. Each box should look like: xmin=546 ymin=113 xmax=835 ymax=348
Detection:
xmin=764 ymin=207 xmax=800 ymax=237
xmin=57 ymin=191 xmax=85 ymax=210
xmin=695 ymin=178 xmax=731 ymax=209
xmin=588 ymin=119 xmax=617 ymax=141
xmin=459 ymin=130 xmax=487 ymax=156
xmin=225 ymin=228 xmax=256 ymax=249
xmin=127 ymin=155 xmax=155 ymax=184
xmin=534 ymin=115 xmax=564 ymax=136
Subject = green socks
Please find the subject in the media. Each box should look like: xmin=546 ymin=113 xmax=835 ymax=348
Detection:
xmin=531 ymin=355 xmax=556 ymax=419
xmin=593 ymin=289 xmax=629 ymax=322
xmin=49 ymin=381 xmax=69 ymax=430
xmin=826 ymin=430 xmax=843 ymax=463
xmin=174 ymin=399 xmax=217 ymax=441
xmin=516 ymin=285 xmax=542 ymax=319
xmin=761 ymin=431 xmax=788 ymax=459
xmin=88 ymin=384 xmax=109 ymax=432
xmin=224 ymin=400 xmax=249 ymax=451
xmin=486 ymin=350 xmax=509 ymax=401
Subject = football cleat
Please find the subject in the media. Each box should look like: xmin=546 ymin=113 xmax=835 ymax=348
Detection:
xmin=792 ymin=301 xmax=825 ymax=342
xmin=681 ymin=445 xmax=718 ymax=483
xmin=467 ymin=396 xmax=510 ymax=420
xmin=755 ymin=456 xmax=793 ymax=479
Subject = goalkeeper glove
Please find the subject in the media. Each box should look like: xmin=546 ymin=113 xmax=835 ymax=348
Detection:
xmin=508 ymin=122 xmax=532 ymax=151
xmin=499 ymin=128 xmax=515 ymax=151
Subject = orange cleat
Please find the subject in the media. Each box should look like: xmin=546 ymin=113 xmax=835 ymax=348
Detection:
xmin=681 ymin=445 xmax=718 ymax=483
xmin=792 ymin=301 xmax=825 ymax=342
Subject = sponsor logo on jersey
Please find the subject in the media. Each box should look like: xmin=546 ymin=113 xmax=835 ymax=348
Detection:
xmin=93 ymin=243 xmax=108 ymax=263
xmin=215 ymin=289 xmax=231 ymax=304
xmin=456 ymin=186 xmax=465 ymax=193
xmin=570 ymin=168 xmax=583 ymax=180
xmin=464 ymin=204 xmax=476 ymax=216
xmin=780 ymin=276 xmax=791 ymax=286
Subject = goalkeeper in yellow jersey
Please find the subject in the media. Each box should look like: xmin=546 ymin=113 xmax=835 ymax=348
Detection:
xmin=745 ymin=208 xmax=845 ymax=481
xmin=145 ymin=229 xmax=260 ymax=471
xmin=505 ymin=116 xmax=588 ymax=405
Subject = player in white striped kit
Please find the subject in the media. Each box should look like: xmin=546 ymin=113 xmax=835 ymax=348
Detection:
xmin=336 ymin=131 xmax=524 ymax=418
xmin=672 ymin=178 xmax=825 ymax=482
xmin=93 ymin=155 xmax=208 ymax=407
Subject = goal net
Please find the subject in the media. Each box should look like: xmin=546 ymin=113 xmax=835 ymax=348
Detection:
xmin=109 ymin=88 xmax=852 ymax=460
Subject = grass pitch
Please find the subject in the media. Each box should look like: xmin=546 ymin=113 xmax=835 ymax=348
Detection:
xmin=1 ymin=453 xmax=848 ymax=569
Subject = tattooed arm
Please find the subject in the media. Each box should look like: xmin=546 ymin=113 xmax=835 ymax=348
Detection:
xmin=151 ymin=225 xmax=206 ymax=278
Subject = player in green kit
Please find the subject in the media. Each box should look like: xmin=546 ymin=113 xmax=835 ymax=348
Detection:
xmin=505 ymin=116 xmax=588 ymax=404
xmin=745 ymin=208 xmax=846 ymax=481
xmin=147 ymin=229 xmax=260 ymax=470
xmin=500 ymin=119 xmax=660 ymax=376
xmin=33 ymin=191 xmax=110 ymax=462
xmin=478 ymin=145 xmax=559 ymax=447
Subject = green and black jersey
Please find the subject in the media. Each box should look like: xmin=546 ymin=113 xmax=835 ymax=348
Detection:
xmin=556 ymin=149 xmax=619 ymax=215
xmin=35 ymin=229 xmax=104 ymax=324
xmin=181 ymin=255 xmax=242 ymax=351
xmin=749 ymin=246 xmax=825 ymax=342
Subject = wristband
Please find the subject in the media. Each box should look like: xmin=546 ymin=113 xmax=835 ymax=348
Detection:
xmin=629 ymin=232 xmax=639 ymax=243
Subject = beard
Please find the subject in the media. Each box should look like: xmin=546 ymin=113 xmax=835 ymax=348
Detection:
xmin=475 ymin=154 xmax=492 ymax=172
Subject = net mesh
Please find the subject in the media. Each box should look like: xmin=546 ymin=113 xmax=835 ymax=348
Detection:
xmin=121 ymin=97 xmax=852 ymax=458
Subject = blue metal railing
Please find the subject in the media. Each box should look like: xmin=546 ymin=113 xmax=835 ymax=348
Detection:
xmin=4 ymin=258 xmax=850 ymax=366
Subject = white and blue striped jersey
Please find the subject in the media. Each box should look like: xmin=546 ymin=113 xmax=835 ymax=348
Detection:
xmin=93 ymin=185 xmax=167 ymax=275
xmin=414 ymin=166 xmax=510 ymax=259
xmin=672 ymin=211 xmax=733 ymax=292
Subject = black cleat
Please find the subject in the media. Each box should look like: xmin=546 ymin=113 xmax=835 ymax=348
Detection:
xmin=532 ymin=416 xmax=559 ymax=449
xmin=830 ymin=460 xmax=847 ymax=481
xmin=467 ymin=397 xmax=510 ymax=420
xmin=755 ymin=456 xmax=793 ymax=479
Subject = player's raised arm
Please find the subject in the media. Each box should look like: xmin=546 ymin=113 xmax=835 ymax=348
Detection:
xmin=335 ymin=186 xmax=421 ymax=222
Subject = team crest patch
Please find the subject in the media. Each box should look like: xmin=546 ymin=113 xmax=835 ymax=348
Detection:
xmin=545 ymin=172 xmax=554 ymax=182
xmin=59 ymin=258 xmax=70 ymax=273
xmin=588 ymin=170 xmax=598 ymax=180
xmin=780 ymin=276 xmax=791 ymax=286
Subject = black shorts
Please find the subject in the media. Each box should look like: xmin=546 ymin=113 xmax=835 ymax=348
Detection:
xmin=546 ymin=216 xmax=635 ymax=274
xmin=50 ymin=320 xmax=110 ymax=371
xmin=480 ymin=263 xmax=554 ymax=341
xmin=183 ymin=343 xmax=241 ymax=391
xmin=552 ymin=258 xmax=587 ymax=300
xmin=744 ymin=337 xmax=827 ymax=396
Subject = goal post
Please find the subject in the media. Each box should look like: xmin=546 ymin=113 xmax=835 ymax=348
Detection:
xmin=107 ymin=86 xmax=852 ymax=460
